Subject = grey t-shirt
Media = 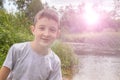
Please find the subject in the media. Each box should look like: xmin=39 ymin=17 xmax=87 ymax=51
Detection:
xmin=3 ymin=42 xmax=62 ymax=80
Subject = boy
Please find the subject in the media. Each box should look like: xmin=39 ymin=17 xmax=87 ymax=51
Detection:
xmin=0 ymin=8 xmax=62 ymax=80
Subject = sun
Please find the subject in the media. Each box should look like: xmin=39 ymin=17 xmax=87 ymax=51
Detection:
xmin=84 ymin=11 xmax=99 ymax=25
xmin=83 ymin=3 xmax=100 ymax=25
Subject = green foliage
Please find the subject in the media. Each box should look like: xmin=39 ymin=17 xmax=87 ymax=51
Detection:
xmin=12 ymin=0 xmax=43 ymax=15
xmin=0 ymin=9 xmax=33 ymax=67
xmin=15 ymin=0 xmax=43 ymax=24
xmin=52 ymin=40 xmax=78 ymax=76
xmin=0 ymin=53 xmax=6 ymax=68
xmin=26 ymin=0 xmax=43 ymax=20
xmin=13 ymin=0 xmax=31 ymax=11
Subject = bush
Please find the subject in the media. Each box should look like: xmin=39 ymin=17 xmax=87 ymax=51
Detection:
xmin=0 ymin=10 xmax=33 ymax=67
xmin=52 ymin=40 xmax=78 ymax=76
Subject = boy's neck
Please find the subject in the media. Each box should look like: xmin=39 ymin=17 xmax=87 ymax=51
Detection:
xmin=30 ymin=41 xmax=49 ymax=55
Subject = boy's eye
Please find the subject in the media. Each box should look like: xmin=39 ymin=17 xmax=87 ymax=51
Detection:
xmin=38 ymin=26 xmax=45 ymax=30
xmin=50 ymin=28 xmax=57 ymax=32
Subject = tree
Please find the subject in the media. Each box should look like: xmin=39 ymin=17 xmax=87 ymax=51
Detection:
xmin=26 ymin=0 xmax=43 ymax=20
xmin=13 ymin=0 xmax=31 ymax=11
xmin=113 ymin=0 xmax=120 ymax=19
xmin=12 ymin=0 xmax=43 ymax=21
xmin=0 ymin=0 xmax=3 ymax=8
xmin=12 ymin=0 xmax=43 ymax=12
xmin=61 ymin=5 xmax=76 ymax=33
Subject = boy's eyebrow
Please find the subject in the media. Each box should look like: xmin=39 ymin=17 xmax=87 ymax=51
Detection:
xmin=37 ymin=24 xmax=59 ymax=29
xmin=38 ymin=25 xmax=46 ymax=27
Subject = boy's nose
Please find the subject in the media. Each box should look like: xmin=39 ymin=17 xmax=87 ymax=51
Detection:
xmin=43 ymin=29 xmax=49 ymax=36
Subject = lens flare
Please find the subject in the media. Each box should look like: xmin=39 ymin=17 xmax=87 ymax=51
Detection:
xmin=84 ymin=12 xmax=99 ymax=25
xmin=83 ymin=3 xmax=99 ymax=25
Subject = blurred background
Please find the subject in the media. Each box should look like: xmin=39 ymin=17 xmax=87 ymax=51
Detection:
xmin=0 ymin=0 xmax=120 ymax=80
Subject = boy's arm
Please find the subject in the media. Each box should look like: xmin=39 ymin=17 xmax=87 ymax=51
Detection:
xmin=0 ymin=66 xmax=10 ymax=80
xmin=0 ymin=44 xmax=17 ymax=80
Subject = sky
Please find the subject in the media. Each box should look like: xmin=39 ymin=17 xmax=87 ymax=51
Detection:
xmin=3 ymin=0 xmax=114 ymax=13
xmin=3 ymin=0 xmax=18 ymax=13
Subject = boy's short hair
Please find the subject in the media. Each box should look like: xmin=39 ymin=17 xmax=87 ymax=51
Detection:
xmin=33 ymin=8 xmax=59 ymax=26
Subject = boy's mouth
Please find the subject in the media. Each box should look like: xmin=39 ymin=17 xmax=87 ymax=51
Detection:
xmin=41 ymin=38 xmax=50 ymax=42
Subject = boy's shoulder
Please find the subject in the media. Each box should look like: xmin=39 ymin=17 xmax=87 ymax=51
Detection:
xmin=49 ymin=50 xmax=61 ymax=63
xmin=10 ymin=42 xmax=29 ymax=54
xmin=11 ymin=42 xmax=30 ymax=56
xmin=12 ymin=42 xmax=29 ymax=49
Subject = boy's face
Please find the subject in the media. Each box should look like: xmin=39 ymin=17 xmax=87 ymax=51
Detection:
xmin=31 ymin=17 xmax=60 ymax=48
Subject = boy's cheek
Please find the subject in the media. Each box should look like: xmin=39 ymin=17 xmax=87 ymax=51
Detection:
xmin=57 ymin=30 xmax=60 ymax=38
xmin=53 ymin=35 xmax=58 ymax=39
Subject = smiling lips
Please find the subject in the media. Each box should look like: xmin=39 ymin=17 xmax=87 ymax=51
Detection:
xmin=41 ymin=38 xmax=50 ymax=42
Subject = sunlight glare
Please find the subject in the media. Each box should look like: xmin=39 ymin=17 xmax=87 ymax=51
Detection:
xmin=83 ymin=3 xmax=99 ymax=25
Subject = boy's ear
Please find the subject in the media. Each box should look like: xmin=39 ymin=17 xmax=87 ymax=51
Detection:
xmin=30 ymin=25 xmax=35 ymax=35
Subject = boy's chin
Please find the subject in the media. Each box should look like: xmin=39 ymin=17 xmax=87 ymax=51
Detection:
xmin=38 ymin=42 xmax=51 ymax=48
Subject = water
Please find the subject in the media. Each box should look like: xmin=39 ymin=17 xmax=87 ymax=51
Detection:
xmin=68 ymin=34 xmax=120 ymax=80
xmin=73 ymin=55 xmax=120 ymax=80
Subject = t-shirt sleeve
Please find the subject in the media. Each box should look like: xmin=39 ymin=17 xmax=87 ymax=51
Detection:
xmin=3 ymin=45 xmax=16 ymax=70
xmin=48 ymin=60 xmax=62 ymax=80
